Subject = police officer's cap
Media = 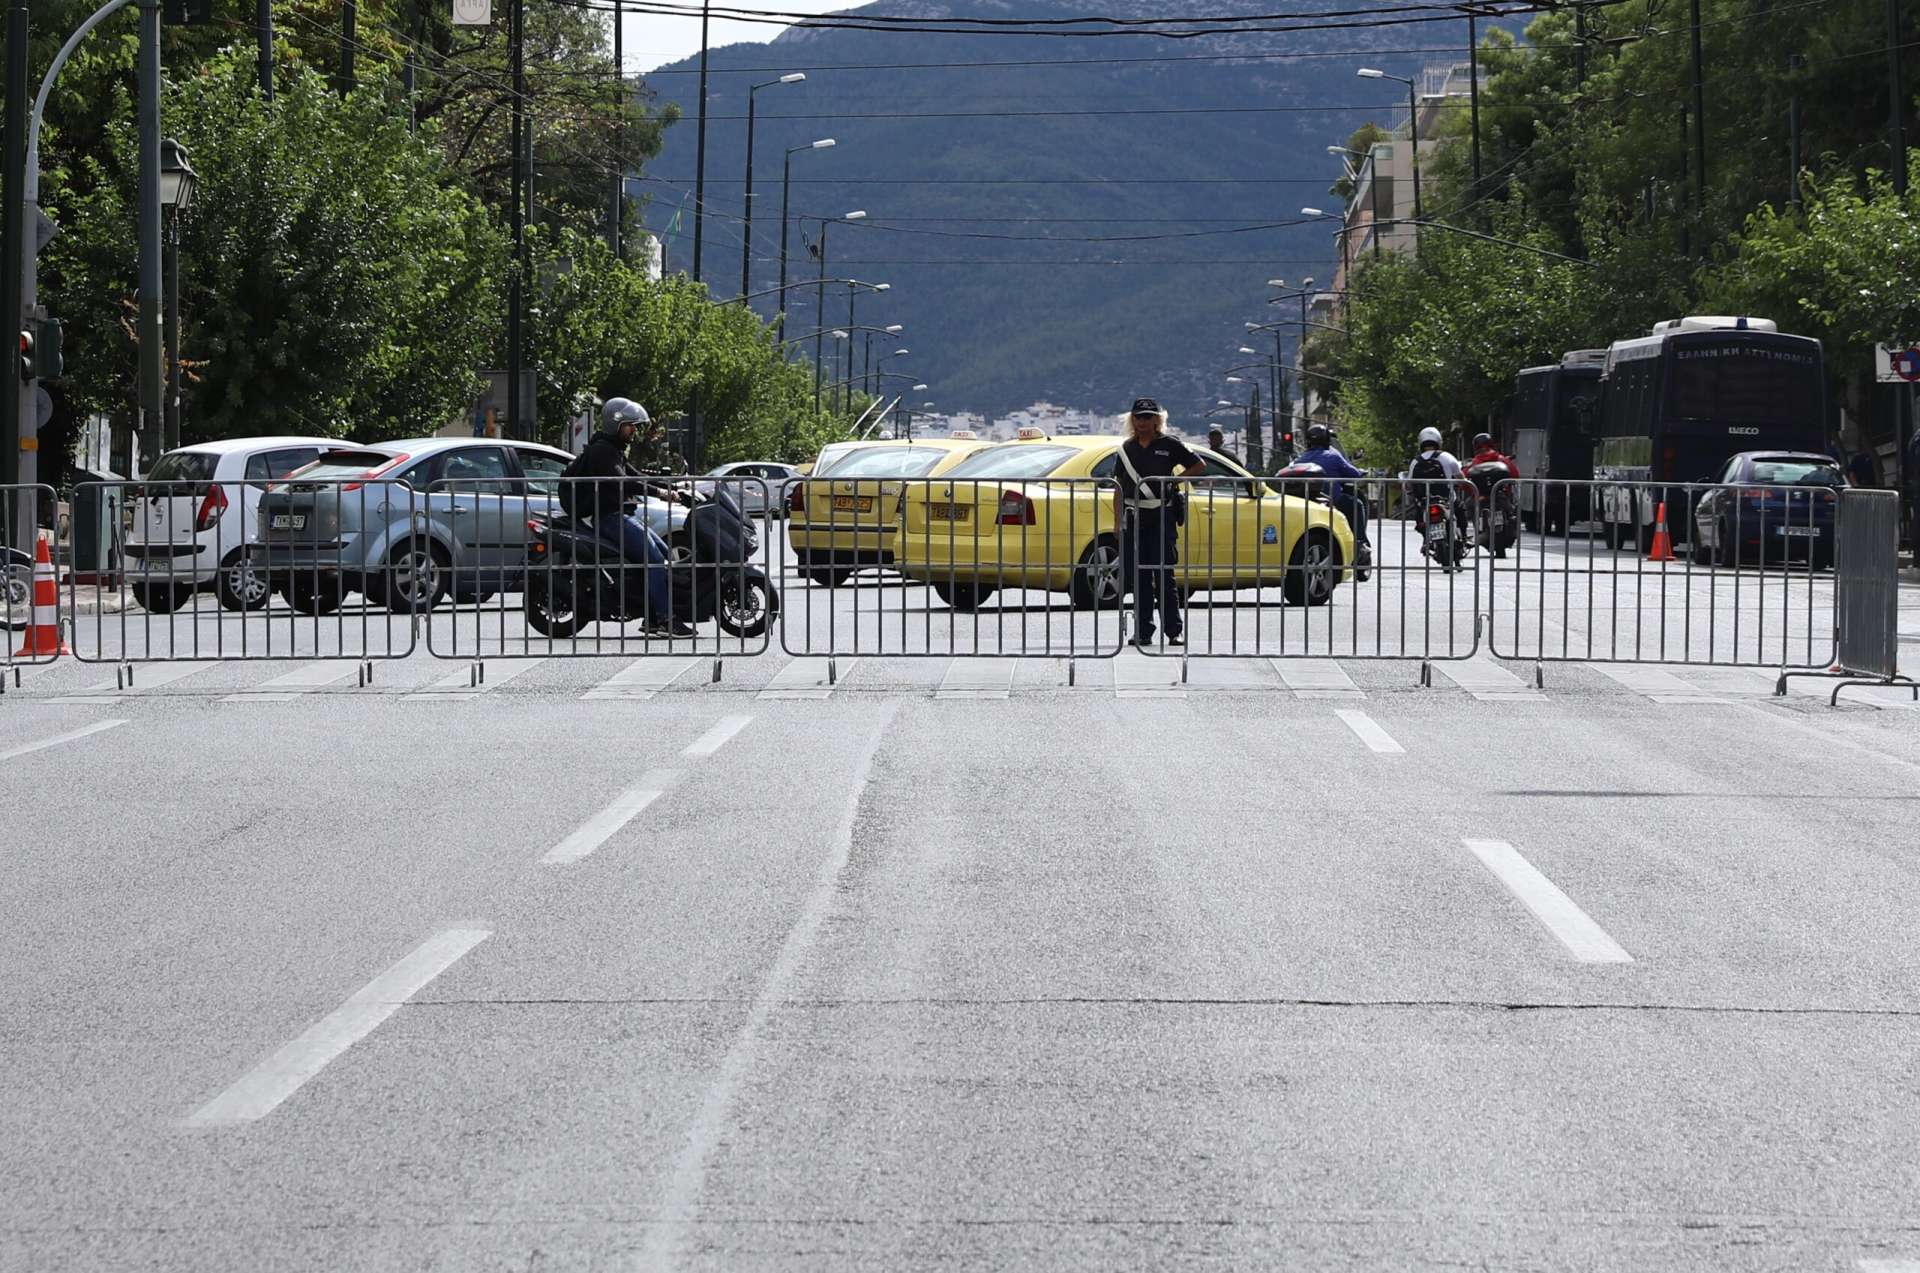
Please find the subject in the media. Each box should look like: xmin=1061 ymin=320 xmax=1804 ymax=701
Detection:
xmin=1129 ymin=397 xmax=1167 ymax=418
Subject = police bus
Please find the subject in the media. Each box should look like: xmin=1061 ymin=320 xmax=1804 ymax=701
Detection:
xmin=1593 ymin=316 xmax=1826 ymax=549
xmin=1510 ymin=348 xmax=1606 ymax=534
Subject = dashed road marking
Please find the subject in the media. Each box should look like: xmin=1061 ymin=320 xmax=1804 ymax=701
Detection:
xmin=184 ymin=928 xmax=491 ymax=1127
xmin=582 ymin=656 xmax=702 ymax=701
xmin=0 ymin=718 xmax=127 ymax=763
xmin=542 ymin=770 xmax=682 ymax=866
xmin=1335 ymin=708 xmax=1404 ymax=754
xmin=682 ymin=714 xmax=753 ymax=758
xmin=1463 ymin=838 xmax=1632 ymax=964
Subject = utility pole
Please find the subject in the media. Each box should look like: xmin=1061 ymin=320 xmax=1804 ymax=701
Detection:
xmin=1574 ymin=2 xmax=1587 ymax=88
xmin=0 ymin=0 xmax=25 ymax=499
xmin=339 ymin=0 xmax=355 ymax=97
xmin=1891 ymin=0 xmax=1909 ymax=195
xmin=1467 ymin=12 xmax=1482 ymax=199
xmin=610 ymin=0 xmax=623 ymax=255
xmin=1678 ymin=105 xmax=1691 ymax=257
xmin=137 ymin=0 xmax=162 ymax=465
xmin=1788 ymin=54 xmax=1805 ymax=206
xmin=1689 ymin=0 xmax=1706 ymax=202
xmin=690 ymin=0 xmax=710 ymax=283
xmin=507 ymin=0 xmax=525 ymax=440
xmin=257 ymin=0 xmax=273 ymax=99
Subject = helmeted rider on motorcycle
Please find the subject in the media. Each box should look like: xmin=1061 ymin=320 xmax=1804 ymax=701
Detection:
xmin=1467 ymin=432 xmax=1522 ymax=478
xmin=1294 ymin=423 xmax=1370 ymax=554
xmin=566 ymin=398 xmax=695 ymax=638
xmin=1408 ymin=427 xmax=1471 ymax=534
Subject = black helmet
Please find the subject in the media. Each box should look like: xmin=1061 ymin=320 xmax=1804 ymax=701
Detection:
xmin=602 ymin=397 xmax=650 ymax=432
xmin=1472 ymin=432 xmax=1493 ymax=452
xmin=1305 ymin=423 xmax=1332 ymax=449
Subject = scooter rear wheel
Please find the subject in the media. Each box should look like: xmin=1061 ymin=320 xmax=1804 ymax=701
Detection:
xmin=525 ymin=574 xmax=583 ymax=639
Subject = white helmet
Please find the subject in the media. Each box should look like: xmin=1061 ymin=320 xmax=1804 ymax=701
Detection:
xmin=1417 ymin=427 xmax=1443 ymax=449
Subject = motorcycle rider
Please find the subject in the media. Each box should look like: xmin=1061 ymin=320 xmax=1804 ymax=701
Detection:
xmin=1408 ymin=427 xmax=1472 ymax=536
xmin=1467 ymin=431 xmax=1522 ymax=478
xmin=1294 ymin=422 xmax=1371 ymax=559
xmin=567 ymin=398 xmax=695 ymax=638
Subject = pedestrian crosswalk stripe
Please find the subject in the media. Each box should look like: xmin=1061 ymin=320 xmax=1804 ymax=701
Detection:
xmin=935 ymin=658 xmax=1014 ymax=700
xmin=1112 ymin=649 xmax=1184 ymax=699
xmin=1435 ymin=654 xmax=1545 ymax=701
xmin=582 ymin=656 xmax=701 ymax=701
xmin=759 ymin=657 xmax=849 ymax=700
xmin=222 ymin=663 xmax=359 ymax=703
xmin=1271 ymin=657 xmax=1363 ymax=698
xmin=406 ymin=658 xmax=549 ymax=701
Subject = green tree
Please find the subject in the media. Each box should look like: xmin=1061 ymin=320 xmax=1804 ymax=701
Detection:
xmin=51 ymin=54 xmax=507 ymax=442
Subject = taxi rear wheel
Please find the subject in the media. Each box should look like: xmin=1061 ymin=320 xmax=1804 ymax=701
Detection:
xmin=1069 ymin=536 xmax=1123 ymax=610
xmin=933 ymin=580 xmax=994 ymax=612
xmin=806 ymin=566 xmax=852 ymax=588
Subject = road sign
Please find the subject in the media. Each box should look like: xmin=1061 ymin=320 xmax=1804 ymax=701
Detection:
xmin=1874 ymin=343 xmax=1920 ymax=382
xmin=452 ymin=0 xmax=490 ymax=24
xmin=34 ymin=385 xmax=52 ymax=429
xmin=31 ymin=208 xmax=57 ymax=256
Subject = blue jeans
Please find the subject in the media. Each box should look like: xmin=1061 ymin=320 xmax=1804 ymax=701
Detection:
xmin=1332 ymin=490 xmax=1370 ymax=547
xmin=598 ymin=514 xmax=673 ymax=622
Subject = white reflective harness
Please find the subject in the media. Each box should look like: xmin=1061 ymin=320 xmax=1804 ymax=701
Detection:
xmin=1116 ymin=442 xmax=1167 ymax=511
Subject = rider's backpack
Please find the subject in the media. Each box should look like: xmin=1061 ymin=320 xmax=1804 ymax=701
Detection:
xmin=1409 ymin=453 xmax=1446 ymax=482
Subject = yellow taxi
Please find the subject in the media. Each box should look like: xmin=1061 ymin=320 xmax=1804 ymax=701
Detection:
xmin=894 ymin=431 xmax=1354 ymax=610
xmin=787 ymin=435 xmax=991 ymax=586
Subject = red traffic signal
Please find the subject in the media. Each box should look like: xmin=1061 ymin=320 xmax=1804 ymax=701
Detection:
xmin=18 ymin=329 xmax=32 ymax=381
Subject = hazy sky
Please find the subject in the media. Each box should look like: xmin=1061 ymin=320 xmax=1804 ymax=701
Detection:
xmin=620 ymin=2 xmax=853 ymax=74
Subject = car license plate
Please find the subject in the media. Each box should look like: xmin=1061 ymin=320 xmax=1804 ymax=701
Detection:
xmin=831 ymin=495 xmax=873 ymax=513
xmin=1777 ymin=525 xmax=1820 ymax=538
xmin=929 ymin=502 xmax=970 ymax=522
xmin=271 ymin=514 xmax=307 ymax=530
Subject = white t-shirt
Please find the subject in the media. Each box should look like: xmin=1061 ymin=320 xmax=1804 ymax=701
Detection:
xmin=1411 ymin=448 xmax=1463 ymax=480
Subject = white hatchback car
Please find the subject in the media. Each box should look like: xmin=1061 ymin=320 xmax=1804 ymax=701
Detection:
xmin=123 ymin=436 xmax=334 ymax=612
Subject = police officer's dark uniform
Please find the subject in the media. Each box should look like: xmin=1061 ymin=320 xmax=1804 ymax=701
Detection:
xmin=1115 ymin=399 xmax=1202 ymax=647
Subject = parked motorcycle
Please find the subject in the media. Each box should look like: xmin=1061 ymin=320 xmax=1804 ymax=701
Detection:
xmin=1466 ymin=458 xmax=1520 ymax=558
xmin=1273 ymin=460 xmax=1371 ymax=582
xmin=522 ymin=485 xmax=778 ymax=639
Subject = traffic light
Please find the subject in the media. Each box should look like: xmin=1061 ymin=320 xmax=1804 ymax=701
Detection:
xmin=31 ymin=318 xmax=62 ymax=381
xmin=18 ymin=329 xmax=31 ymax=381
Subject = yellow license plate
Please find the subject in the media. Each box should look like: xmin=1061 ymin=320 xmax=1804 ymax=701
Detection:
xmin=831 ymin=495 xmax=873 ymax=513
xmin=929 ymin=502 xmax=970 ymax=522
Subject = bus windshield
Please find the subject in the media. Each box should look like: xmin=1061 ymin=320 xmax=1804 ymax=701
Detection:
xmin=1665 ymin=343 xmax=1821 ymax=431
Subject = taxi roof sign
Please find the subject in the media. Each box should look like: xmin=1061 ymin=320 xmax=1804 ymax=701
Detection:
xmin=1015 ymin=426 xmax=1048 ymax=440
xmin=948 ymin=429 xmax=977 ymax=440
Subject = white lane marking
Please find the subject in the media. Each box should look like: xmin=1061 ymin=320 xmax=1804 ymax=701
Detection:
xmin=1271 ymin=658 xmax=1364 ymax=699
xmin=52 ymin=662 xmax=216 ymax=704
xmin=1335 ymin=709 xmax=1404 ymax=754
xmin=184 ymin=928 xmax=490 ymax=1127
xmin=222 ymin=663 xmax=360 ymax=703
xmin=542 ymin=770 xmax=682 ymax=866
xmin=582 ymin=656 xmax=701 ymax=701
xmin=1113 ymin=649 xmax=1184 ymax=699
xmin=639 ymin=705 xmax=899 ymax=1271
xmin=758 ymin=657 xmax=849 ymax=700
xmin=1584 ymin=663 xmax=1729 ymax=705
xmin=1858 ymin=1260 xmax=1920 ymax=1271
xmin=1435 ymin=655 xmax=1546 ymax=702
xmin=682 ymin=714 xmax=753 ymax=759
xmin=404 ymin=658 xmax=548 ymax=701
xmin=935 ymin=658 xmax=1015 ymax=700
xmin=1182 ymin=659 xmax=1275 ymax=689
xmin=0 ymin=719 xmax=127 ymax=763
xmin=1462 ymin=839 xmax=1633 ymax=964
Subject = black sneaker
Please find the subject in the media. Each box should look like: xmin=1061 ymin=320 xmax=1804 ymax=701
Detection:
xmin=645 ymin=620 xmax=697 ymax=639
xmin=1166 ymin=633 xmax=1185 ymax=647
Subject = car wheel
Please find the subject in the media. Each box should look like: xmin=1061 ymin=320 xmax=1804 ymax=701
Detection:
xmin=382 ymin=538 xmax=449 ymax=613
xmin=1069 ymin=536 xmax=1123 ymax=610
xmin=2 ymin=555 xmax=35 ymax=629
xmin=1283 ymin=531 xmax=1341 ymax=607
xmin=806 ymin=566 xmax=852 ymax=588
xmin=215 ymin=549 xmax=272 ymax=612
xmin=933 ymin=579 xmax=994 ymax=612
xmin=280 ymin=575 xmax=343 ymax=616
xmin=133 ymin=581 xmax=194 ymax=614
xmin=523 ymin=574 xmax=581 ymax=639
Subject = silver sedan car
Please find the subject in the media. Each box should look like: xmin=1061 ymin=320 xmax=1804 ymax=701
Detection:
xmin=703 ymin=462 xmax=799 ymax=518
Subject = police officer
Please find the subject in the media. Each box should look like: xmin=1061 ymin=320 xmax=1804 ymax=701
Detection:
xmin=1113 ymin=398 xmax=1206 ymax=647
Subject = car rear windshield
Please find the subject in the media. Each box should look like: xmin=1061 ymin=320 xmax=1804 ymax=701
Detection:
xmin=826 ymin=447 xmax=953 ymax=479
xmin=1750 ymin=459 xmax=1843 ymax=486
xmin=144 ymin=451 xmax=219 ymax=485
xmin=942 ymin=445 xmax=1078 ymax=480
xmin=289 ymin=451 xmax=399 ymax=481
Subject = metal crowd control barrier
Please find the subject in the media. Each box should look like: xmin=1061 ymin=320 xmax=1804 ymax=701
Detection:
xmin=66 ymin=478 xmax=420 ymax=672
xmin=3 ymin=483 xmax=59 ymax=682
xmin=1489 ymin=478 xmax=1837 ymax=671
xmin=1134 ymin=474 xmax=1479 ymax=668
xmin=778 ymin=475 xmax=1125 ymax=662
xmin=1778 ymin=488 xmax=1915 ymax=704
xmin=424 ymin=475 xmax=776 ymax=672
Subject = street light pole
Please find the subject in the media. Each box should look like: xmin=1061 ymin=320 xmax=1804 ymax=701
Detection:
xmin=1468 ymin=13 xmax=1482 ymax=198
xmin=507 ymin=0 xmax=525 ymax=440
xmin=1357 ymin=68 xmax=1420 ymax=220
xmin=690 ymin=0 xmax=711 ymax=283
xmin=777 ymin=138 xmax=833 ymax=339
xmin=136 ymin=0 xmax=163 ymax=465
xmin=741 ymin=74 xmax=804 ymax=298
xmin=813 ymin=211 xmax=865 ymax=410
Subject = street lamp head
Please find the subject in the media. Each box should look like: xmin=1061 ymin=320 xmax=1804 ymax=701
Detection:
xmin=1225 ymin=376 xmax=1244 ymax=383
xmin=892 ymin=347 xmax=910 ymax=356
xmin=1244 ymin=322 xmax=1261 ymax=330
xmin=1216 ymin=400 xmax=1235 ymax=407
xmin=922 ymin=401 xmax=935 ymax=407
xmin=1266 ymin=278 xmax=1286 ymax=287
xmin=885 ymin=324 xmax=903 ymax=332
xmin=160 ymin=137 xmax=196 ymax=210
xmin=812 ymin=138 xmax=836 ymax=149
xmin=872 ymin=282 xmax=890 ymax=291
xmin=1237 ymin=346 xmax=1258 ymax=354
xmin=1301 ymin=206 xmax=1325 ymax=217
xmin=843 ymin=210 xmax=867 ymax=221
xmin=832 ymin=329 xmax=848 ymax=339
xmin=1356 ymin=67 xmax=1386 ymax=79
xmin=1303 ymin=276 xmax=1315 ymax=286
xmin=780 ymin=73 xmax=807 ymax=84
xmin=912 ymin=383 xmax=928 ymax=391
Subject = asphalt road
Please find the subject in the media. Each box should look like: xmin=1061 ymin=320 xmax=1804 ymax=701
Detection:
xmin=5 ymin=526 xmax=1920 ymax=1271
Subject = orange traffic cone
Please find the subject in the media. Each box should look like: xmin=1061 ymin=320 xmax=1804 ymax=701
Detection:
xmin=13 ymin=532 xmax=69 ymax=657
xmin=1648 ymin=501 xmax=1675 ymax=563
